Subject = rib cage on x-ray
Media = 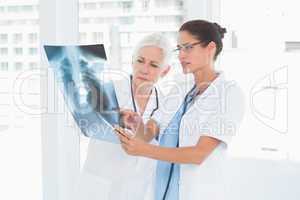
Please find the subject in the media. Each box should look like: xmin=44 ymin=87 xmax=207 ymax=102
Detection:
xmin=44 ymin=44 xmax=121 ymax=143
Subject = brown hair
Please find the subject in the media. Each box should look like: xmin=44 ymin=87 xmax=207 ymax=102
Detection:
xmin=179 ymin=19 xmax=227 ymax=60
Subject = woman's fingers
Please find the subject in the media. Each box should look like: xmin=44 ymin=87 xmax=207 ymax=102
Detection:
xmin=115 ymin=126 xmax=132 ymax=138
xmin=120 ymin=109 xmax=140 ymax=121
xmin=114 ymin=125 xmax=142 ymax=156
xmin=114 ymin=126 xmax=133 ymax=146
xmin=120 ymin=109 xmax=142 ymax=130
xmin=120 ymin=110 xmax=134 ymax=127
xmin=120 ymin=109 xmax=137 ymax=121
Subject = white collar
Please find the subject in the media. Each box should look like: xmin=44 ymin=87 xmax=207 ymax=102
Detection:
xmin=192 ymin=71 xmax=225 ymax=101
xmin=114 ymin=74 xmax=158 ymax=119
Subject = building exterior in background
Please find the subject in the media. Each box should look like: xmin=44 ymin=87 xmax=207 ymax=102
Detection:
xmin=0 ymin=0 xmax=40 ymax=130
xmin=79 ymin=0 xmax=184 ymax=70
xmin=0 ymin=0 xmax=184 ymax=71
xmin=0 ymin=0 xmax=184 ymax=133
xmin=0 ymin=0 xmax=39 ymax=72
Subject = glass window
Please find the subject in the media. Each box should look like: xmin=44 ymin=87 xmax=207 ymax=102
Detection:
xmin=141 ymin=0 xmax=150 ymax=10
xmin=79 ymin=0 xmax=184 ymax=72
xmin=29 ymin=62 xmax=38 ymax=70
xmin=119 ymin=17 xmax=134 ymax=25
xmin=0 ymin=48 xmax=8 ymax=55
xmin=28 ymin=33 xmax=38 ymax=43
xmin=0 ymin=62 xmax=9 ymax=71
xmin=0 ymin=6 xmax=5 ymax=12
xmin=13 ymin=33 xmax=23 ymax=44
xmin=98 ymin=2 xmax=115 ymax=9
xmin=155 ymin=16 xmax=180 ymax=24
xmin=7 ymin=5 xmax=19 ymax=12
xmin=92 ymin=32 xmax=103 ymax=43
xmin=176 ymin=0 xmax=184 ymax=9
xmin=122 ymin=2 xmax=133 ymax=12
xmin=22 ymin=5 xmax=34 ymax=12
xmin=14 ymin=62 xmax=23 ymax=71
xmin=14 ymin=48 xmax=23 ymax=55
xmin=29 ymin=47 xmax=38 ymax=55
xmin=0 ymin=34 xmax=8 ymax=44
xmin=155 ymin=0 xmax=171 ymax=8
xmin=83 ymin=2 xmax=97 ymax=10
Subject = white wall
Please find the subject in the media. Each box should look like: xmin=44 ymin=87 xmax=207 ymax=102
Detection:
xmin=0 ymin=72 xmax=42 ymax=200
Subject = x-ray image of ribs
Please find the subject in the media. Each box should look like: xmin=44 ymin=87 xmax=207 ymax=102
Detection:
xmin=44 ymin=44 xmax=121 ymax=143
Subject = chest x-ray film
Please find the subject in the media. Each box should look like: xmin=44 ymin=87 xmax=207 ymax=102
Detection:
xmin=44 ymin=44 xmax=120 ymax=143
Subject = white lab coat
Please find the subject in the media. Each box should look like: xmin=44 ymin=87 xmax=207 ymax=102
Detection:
xmin=76 ymin=75 xmax=159 ymax=200
xmin=154 ymin=72 xmax=245 ymax=200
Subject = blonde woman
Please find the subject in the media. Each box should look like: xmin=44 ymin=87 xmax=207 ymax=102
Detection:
xmin=77 ymin=33 xmax=171 ymax=200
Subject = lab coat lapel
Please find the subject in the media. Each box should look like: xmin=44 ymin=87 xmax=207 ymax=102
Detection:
xmin=142 ymin=86 xmax=158 ymax=120
xmin=113 ymin=76 xmax=134 ymax=110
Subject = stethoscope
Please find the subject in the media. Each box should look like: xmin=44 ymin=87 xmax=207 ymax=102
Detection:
xmin=130 ymin=75 xmax=159 ymax=118
xmin=162 ymin=84 xmax=198 ymax=200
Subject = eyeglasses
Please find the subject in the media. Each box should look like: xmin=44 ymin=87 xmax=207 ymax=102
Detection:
xmin=173 ymin=42 xmax=203 ymax=54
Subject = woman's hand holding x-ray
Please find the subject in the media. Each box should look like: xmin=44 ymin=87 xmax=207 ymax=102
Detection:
xmin=114 ymin=126 xmax=149 ymax=156
xmin=119 ymin=109 xmax=145 ymax=139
